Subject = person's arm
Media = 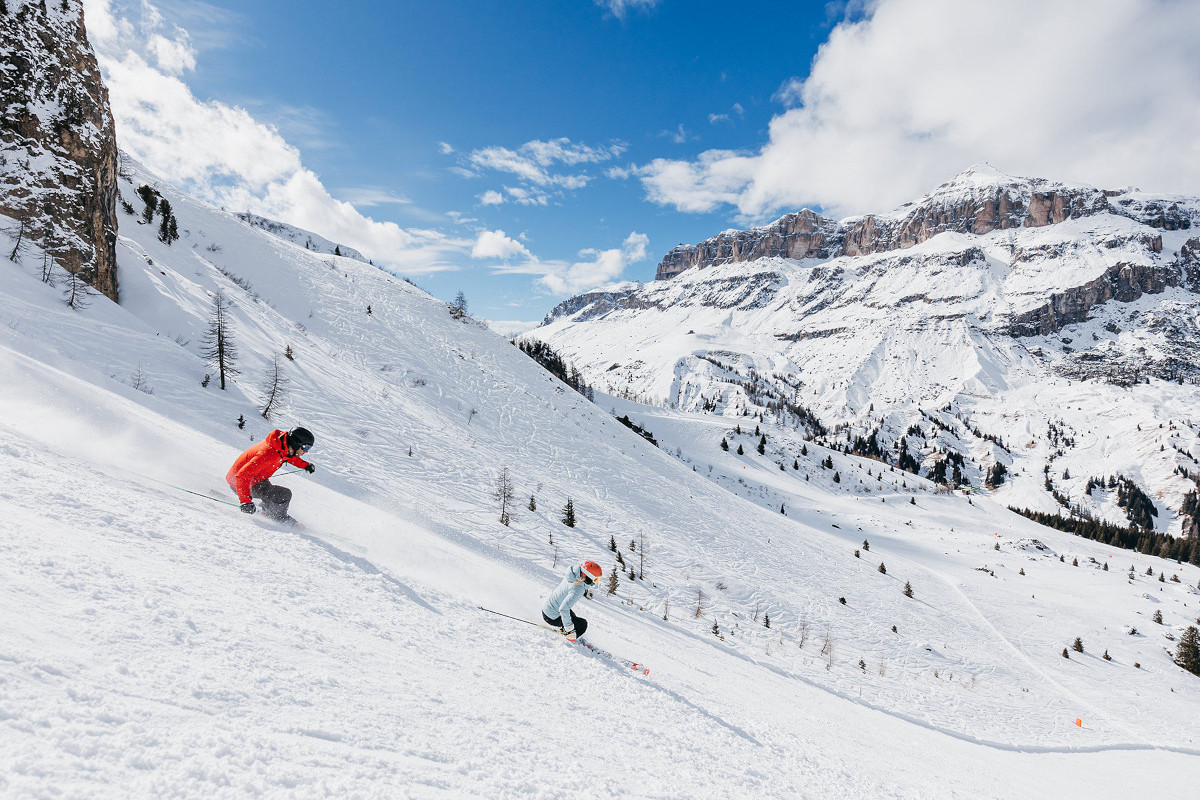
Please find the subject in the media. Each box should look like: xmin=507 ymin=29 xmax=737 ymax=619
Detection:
xmin=555 ymin=585 xmax=582 ymax=638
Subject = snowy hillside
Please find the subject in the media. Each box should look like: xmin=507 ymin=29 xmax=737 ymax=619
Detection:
xmin=538 ymin=168 xmax=1200 ymax=539
xmin=2 ymin=161 xmax=1200 ymax=797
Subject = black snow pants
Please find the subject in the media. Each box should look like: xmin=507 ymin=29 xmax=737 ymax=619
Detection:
xmin=250 ymin=479 xmax=293 ymax=520
xmin=543 ymin=610 xmax=587 ymax=638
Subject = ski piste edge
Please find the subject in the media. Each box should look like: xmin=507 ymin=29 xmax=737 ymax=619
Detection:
xmin=477 ymin=607 xmax=649 ymax=676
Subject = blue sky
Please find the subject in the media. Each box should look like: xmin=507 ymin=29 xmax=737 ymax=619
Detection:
xmin=85 ymin=0 xmax=1200 ymax=327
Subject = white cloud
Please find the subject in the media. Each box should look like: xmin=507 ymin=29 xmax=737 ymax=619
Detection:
xmin=465 ymin=138 xmax=624 ymax=188
xmin=478 ymin=190 xmax=505 ymax=206
xmin=659 ymin=124 xmax=695 ymax=144
xmin=83 ymin=0 xmax=471 ymax=274
xmin=594 ymin=0 xmax=660 ymax=19
xmin=469 ymin=230 xmax=649 ymax=296
xmin=634 ymin=0 xmax=1200 ymax=219
xmin=147 ymin=29 xmax=195 ymax=74
xmin=336 ymin=188 xmax=412 ymax=207
xmin=471 ymin=230 xmax=530 ymax=260
xmin=708 ymin=113 xmax=730 ymax=125
xmin=437 ymin=141 xmax=455 ymax=155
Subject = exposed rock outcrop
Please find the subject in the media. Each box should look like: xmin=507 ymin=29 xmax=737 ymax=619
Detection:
xmin=655 ymin=170 xmax=1113 ymax=281
xmin=0 ymin=0 xmax=119 ymax=301
xmin=1177 ymin=237 xmax=1200 ymax=294
xmin=1009 ymin=263 xmax=1176 ymax=337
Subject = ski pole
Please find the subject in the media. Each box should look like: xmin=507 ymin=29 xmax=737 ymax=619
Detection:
xmin=478 ymin=606 xmax=559 ymax=631
xmin=131 ymin=472 xmax=242 ymax=507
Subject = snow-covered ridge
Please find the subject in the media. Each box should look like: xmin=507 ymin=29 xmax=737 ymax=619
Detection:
xmin=653 ymin=166 xmax=1198 ymax=281
xmin=538 ymin=171 xmax=1200 ymax=540
xmin=234 ymin=211 xmax=369 ymax=263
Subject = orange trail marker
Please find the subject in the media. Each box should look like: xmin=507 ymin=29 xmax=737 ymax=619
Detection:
xmin=1075 ymin=718 xmax=1082 ymax=728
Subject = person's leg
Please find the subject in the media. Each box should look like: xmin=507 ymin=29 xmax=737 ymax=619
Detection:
xmin=543 ymin=612 xmax=563 ymax=629
xmin=251 ymin=480 xmax=293 ymax=519
xmin=569 ymin=610 xmax=587 ymax=638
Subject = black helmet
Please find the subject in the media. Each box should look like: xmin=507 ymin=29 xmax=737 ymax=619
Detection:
xmin=287 ymin=427 xmax=315 ymax=451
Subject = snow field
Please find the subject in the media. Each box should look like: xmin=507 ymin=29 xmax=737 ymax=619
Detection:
xmin=2 ymin=161 xmax=1199 ymax=796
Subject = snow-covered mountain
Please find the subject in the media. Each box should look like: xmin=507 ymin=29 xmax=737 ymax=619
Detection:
xmin=538 ymin=167 xmax=1200 ymax=539
xmin=3 ymin=5 xmax=1200 ymax=795
xmin=1 ymin=151 xmax=1199 ymax=795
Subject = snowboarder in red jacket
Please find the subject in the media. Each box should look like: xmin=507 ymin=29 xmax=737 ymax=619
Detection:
xmin=226 ymin=427 xmax=315 ymax=524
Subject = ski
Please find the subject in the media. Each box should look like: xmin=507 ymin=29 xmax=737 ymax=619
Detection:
xmin=477 ymin=606 xmax=650 ymax=675
xmin=576 ymin=640 xmax=650 ymax=675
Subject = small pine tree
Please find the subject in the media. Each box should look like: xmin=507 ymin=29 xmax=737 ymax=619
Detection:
xmin=609 ymin=535 xmax=617 ymax=552
xmin=1072 ymin=557 xmax=1078 ymax=566
xmin=561 ymin=497 xmax=575 ymax=527
xmin=903 ymin=581 xmax=913 ymax=598
xmin=449 ymin=290 xmax=468 ymax=319
xmin=780 ymin=503 xmax=786 ymax=514
xmin=1102 ymin=562 xmax=1108 ymax=571
xmin=862 ymin=540 xmax=870 ymax=551
xmin=1159 ymin=572 xmax=1165 ymax=583
xmin=1019 ymin=568 xmax=1025 ymax=575
xmin=833 ymin=471 xmax=841 ymax=483
xmin=910 ymin=496 xmax=916 ymax=505
xmin=859 ymin=659 xmax=866 ymax=672
xmin=757 ymin=434 xmax=766 ymax=455
xmin=528 ymin=495 xmax=537 ymax=512
xmin=720 ymin=437 xmax=729 ymax=451
xmin=607 ymin=569 xmax=619 ymax=595
xmin=258 ymin=353 xmax=289 ymax=419
xmin=1174 ymin=626 xmax=1200 ymax=676
xmin=1062 ymin=648 xmax=1070 ymax=659
xmin=793 ymin=459 xmax=799 ymax=470
xmin=801 ymin=444 xmax=808 ymax=456
xmin=711 ymin=620 xmax=720 ymax=636
xmin=854 ymin=549 xmax=860 ymax=558
xmin=891 ymin=625 xmax=897 ymax=633
xmin=1154 ymin=610 xmax=1163 ymax=624
xmin=200 ymin=292 xmax=238 ymax=390
xmin=1073 ymin=637 xmax=1084 ymax=653
xmin=737 ymin=444 xmax=744 ymax=455
xmin=284 ymin=344 xmax=294 ymax=360
xmin=1103 ymin=650 xmax=1112 ymax=661
xmin=616 ymin=551 xmax=625 ymax=567
xmin=763 ymin=613 xmax=770 ymax=628
xmin=494 ymin=466 xmax=515 ymax=527
xmin=878 ymin=562 xmax=887 ymax=575
xmin=237 ymin=414 xmax=245 ymax=429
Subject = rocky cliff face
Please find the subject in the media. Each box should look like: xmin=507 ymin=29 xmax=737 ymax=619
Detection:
xmin=655 ymin=168 xmax=1185 ymax=282
xmin=1 ymin=0 xmax=119 ymax=301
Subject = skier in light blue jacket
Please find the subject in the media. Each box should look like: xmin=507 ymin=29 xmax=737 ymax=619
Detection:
xmin=542 ymin=561 xmax=603 ymax=642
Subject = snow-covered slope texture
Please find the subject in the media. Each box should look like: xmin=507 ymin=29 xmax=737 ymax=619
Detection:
xmin=234 ymin=212 xmax=369 ymax=263
xmin=3 ymin=161 xmax=1200 ymax=797
xmin=538 ymin=167 xmax=1200 ymax=538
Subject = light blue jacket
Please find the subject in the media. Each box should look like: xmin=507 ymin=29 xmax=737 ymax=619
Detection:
xmin=542 ymin=564 xmax=587 ymax=630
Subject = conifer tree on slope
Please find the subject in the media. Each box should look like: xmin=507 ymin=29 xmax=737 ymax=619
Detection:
xmin=201 ymin=292 xmax=239 ymax=390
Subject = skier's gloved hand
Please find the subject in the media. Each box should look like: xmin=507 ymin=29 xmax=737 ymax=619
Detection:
xmin=563 ymin=627 xmax=577 ymax=643
xmin=303 ymin=464 xmax=316 ymax=474
xmin=240 ymin=502 xmax=256 ymax=514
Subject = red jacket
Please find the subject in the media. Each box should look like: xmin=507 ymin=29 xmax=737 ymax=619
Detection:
xmin=226 ymin=429 xmax=311 ymax=503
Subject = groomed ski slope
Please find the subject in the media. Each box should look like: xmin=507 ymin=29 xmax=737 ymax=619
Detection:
xmin=0 ymin=351 xmax=1193 ymax=799
xmin=1 ymin=162 xmax=1198 ymax=797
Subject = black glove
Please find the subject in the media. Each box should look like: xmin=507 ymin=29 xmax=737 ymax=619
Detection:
xmin=304 ymin=464 xmax=316 ymax=474
xmin=240 ymin=502 xmax=256 ymax=514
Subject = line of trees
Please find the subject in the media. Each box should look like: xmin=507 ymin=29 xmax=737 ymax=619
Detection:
xmin=1009 ymin=505 xmax=1200 ymax=565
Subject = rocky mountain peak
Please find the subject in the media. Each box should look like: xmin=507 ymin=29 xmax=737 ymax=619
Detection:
xmin=1 ymin=0 xmax=120 ymax=301
xmin=655 ymin=168 xmax=1122 ymax=280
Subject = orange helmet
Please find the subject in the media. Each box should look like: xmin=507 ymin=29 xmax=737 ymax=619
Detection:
xmin=581 ymin=561 xmax=603 ymax=583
